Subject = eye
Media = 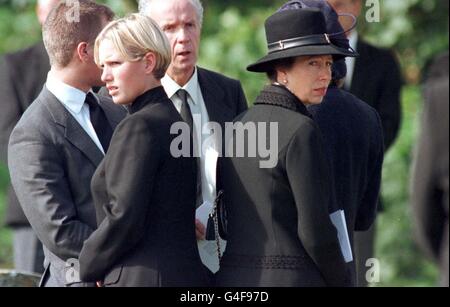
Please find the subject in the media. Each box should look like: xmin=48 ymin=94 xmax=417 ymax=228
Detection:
xmin=163 ymin=25 xmax=175 ymax=32
xmin=309 ymin=61 xmax=318 ymax=66
xmin=326 ymin=61 xmax=333 ymax=67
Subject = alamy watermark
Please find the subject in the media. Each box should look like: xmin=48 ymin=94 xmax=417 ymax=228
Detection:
xmin=365 ymin=258 xmax=381 ymax=284
xmin=64 ymin=0 xmax=80 ymax=23
xmin=170 ymin=117 xmax=279 ymax=169
xmin=365 ymin=0 xmax=380 ymax=23
xmin=65 ymin=258 xmax=81 ymax=284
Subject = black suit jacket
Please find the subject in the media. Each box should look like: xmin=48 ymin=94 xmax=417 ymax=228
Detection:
xmin=0 ymin=42 xmax=50 ymax=227
xmin=412 ymin=54 xmax=449 ymax=286
xmin=349 ymin=39 xmax=402 ymax=151
xmin=8 ymin=87 xmax=125 ymax=286
xmin=216 ymin=85 xmax=350 ymax=287
xmin=79 ymin=87 xmax=209 ymax=287
xmin=308 ymin=87 xmax=384 ymax=285
xmin=197 ymin=67 xmax=248 ymax=128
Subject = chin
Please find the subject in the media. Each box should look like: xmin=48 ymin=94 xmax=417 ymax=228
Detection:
xmin=306 ymin=98 xmax=323 ymax=106
xmin=112 ymin=96 xmax=125 ymax=105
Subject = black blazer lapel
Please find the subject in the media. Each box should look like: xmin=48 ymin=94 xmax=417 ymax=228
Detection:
xmin=197 ymin=67 xmax=233 ymax=128
xmin=43 ymin=87 xmax=104 ymax=167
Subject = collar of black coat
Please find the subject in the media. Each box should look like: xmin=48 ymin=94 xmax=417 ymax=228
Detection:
xmin=126 ymin=86 xmax=168 ymax=114
xmin=254 ymin=84 xmax=312 ymax=118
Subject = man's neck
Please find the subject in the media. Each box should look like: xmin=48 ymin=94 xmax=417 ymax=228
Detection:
xmin=50 ymin=67 xmax=91 ymax=93
xmin=168 ymin=67 xmax=195 ymax=87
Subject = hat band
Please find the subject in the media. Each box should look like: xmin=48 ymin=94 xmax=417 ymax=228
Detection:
xmin=268 ymin=34 xmax=331 ymax=54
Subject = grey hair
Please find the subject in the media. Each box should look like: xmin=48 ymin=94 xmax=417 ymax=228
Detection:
xmin=138 ymin=0 xmax=204 ymax=27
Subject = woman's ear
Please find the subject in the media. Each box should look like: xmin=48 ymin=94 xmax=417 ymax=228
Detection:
xmin=276 ymin=69 xmax=289 ymax=85
xmin=143 ymin=52 xmax=157 ymax=75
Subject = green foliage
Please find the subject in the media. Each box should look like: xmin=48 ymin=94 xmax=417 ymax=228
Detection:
xmin=376 ymin=86 xmax=439 ymax=286
xmin=359 ymin=0 xmax=449 ymax=83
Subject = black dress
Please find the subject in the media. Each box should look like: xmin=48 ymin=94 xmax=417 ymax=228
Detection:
xmin=79 ymin=86 xmax=208 ymax=287
xmin=216 ymin=84 xmax=350 ymax=287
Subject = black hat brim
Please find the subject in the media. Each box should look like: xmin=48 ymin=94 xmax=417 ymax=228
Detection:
xmin=247 ymin=44 xmax=357 ymax=73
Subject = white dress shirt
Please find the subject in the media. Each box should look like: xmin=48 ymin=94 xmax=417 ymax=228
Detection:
xmin=162 ymin=68 xmax=219 ymax=205
xmin=344 ymin=31 xmax=359 ymax=90
xmin=46 ymin=72 xmax=105 ymax=154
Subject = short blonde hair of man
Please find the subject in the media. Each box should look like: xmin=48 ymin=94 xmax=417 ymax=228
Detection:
xmin=95 ymin=13 xmax=171 ymax=80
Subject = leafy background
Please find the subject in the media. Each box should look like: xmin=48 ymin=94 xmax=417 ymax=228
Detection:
xmin=0 ymin=0 xmax=448 ymax=286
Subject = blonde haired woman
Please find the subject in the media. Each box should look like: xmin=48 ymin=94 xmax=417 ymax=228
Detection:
xmin=79 ymin=14 xmax=208 ymax=287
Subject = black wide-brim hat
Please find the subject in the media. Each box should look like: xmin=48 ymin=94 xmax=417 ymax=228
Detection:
xmin=247 ymin=8 xmax=357 ymax=73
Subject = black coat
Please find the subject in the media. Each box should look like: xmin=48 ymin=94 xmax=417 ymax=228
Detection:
xmin=308 ymin=87 xmax=384 ymax=283
xmin=308 ymin=87 xmax=384 ymax=234
xmin=79 ymin=87 xmax=209 ymax=287
xmin=216 ymin=85 xmax=350 ymax=287
xmin=349 ymin=39 xmax=402 ymax=152
xmin=0 ymin=42 xmax=50 ymax=227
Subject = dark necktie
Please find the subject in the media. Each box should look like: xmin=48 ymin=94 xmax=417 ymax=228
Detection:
xmin=85 ymin=93 xmax=113 ymax=152
xmin=176 ymin=89 xmax=203 ymax=207
xmin=177 ymin=89 xmax=194 ymax=133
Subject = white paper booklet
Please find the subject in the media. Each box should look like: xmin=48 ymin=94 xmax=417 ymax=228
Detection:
xmin=329 ymin=210 xmax=353 ymax=263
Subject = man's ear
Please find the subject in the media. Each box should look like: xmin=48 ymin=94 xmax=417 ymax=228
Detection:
xmin=76 ymin=42 xmax=91 ymax=63
xmin=143 ymin=52 xmax=157 ymax=75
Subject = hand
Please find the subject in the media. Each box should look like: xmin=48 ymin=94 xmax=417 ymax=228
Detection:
xmin=96 ymin=281 xmax=104 ymax=287
xmin=195 ymin=219 xmax=206 ymax=241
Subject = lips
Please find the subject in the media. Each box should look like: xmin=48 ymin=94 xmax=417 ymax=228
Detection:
xmin=314 ymin=87 xmax=328 ymax=96
xmin=177 ymin=51 xmax=191 ymax=57
xmin=107 ymin=86 xmax=119 ymax=95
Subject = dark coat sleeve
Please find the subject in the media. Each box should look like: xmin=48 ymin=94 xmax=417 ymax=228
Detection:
xmin=377 ymin=50 xmax=402 ymax=151
xmin=79 ymin=116 xmax=160 ymax=281
xmin=8 ymin=123 xmax=94 ymax=260
xmin=355 ymin=110 xmax=384 ymax=231
xmin=285 ymin=121 xmax=350 ymax=286
xmin=411 ymin=77 xmax=449 ymax=263
xmin=0 ymin=55 xmax=23 ymax=163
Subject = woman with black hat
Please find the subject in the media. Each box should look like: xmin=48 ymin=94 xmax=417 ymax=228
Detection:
xmin=215 ymin=8 xmax=356 ymax=287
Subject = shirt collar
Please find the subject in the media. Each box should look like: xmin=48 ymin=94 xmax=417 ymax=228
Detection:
xmin=161 ymin=67 xmax=200 ymax=105
xmin=348 ymin=31 xmax=359 ymax=51
xmin=46 ymin=71 xmax=94 ymax=114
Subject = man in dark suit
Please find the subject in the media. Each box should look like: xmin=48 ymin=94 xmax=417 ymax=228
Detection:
xmin=411 ymin=52 xmax=449 ymax=287
xmin=328 ymin=0 xmax=403 ymax=286
xmin=139 ymin=0 xmax=247 ymax=276
xmin=7 ymin=1 xmax=125 ymax=287
xmin=0 ymin=0 xmax=59 ymax=274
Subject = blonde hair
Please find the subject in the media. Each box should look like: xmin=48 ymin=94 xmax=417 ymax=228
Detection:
xmin=95 ymin=13 xmax=171 ymax=79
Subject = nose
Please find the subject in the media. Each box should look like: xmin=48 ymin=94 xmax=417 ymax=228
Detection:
xmin=176 ymin=27 xmax=190 ymax=44
xmin=319 ymin=63 xmax=332 ymax=82
xmin=101 ymin=66 xmax=112 ymax=83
